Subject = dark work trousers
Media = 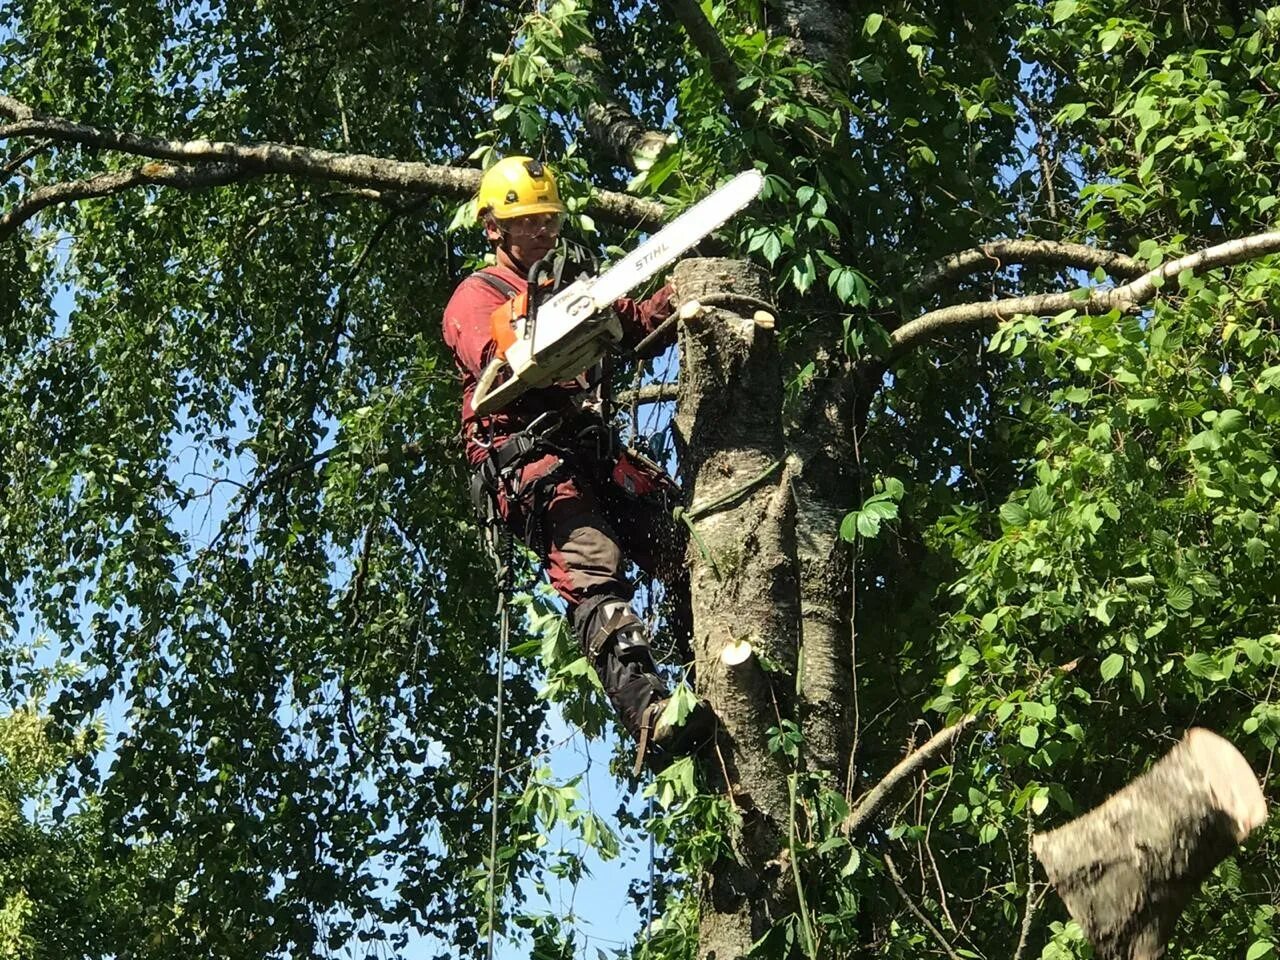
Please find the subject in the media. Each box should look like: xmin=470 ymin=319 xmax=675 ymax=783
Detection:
xmin=493 ymin=448 xmax=691 ymax=738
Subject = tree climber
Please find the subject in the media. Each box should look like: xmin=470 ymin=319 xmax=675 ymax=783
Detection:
xmin=442 ymin=156 xmax=712 ymax=770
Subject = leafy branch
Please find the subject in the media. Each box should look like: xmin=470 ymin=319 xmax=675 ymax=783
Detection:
xmin=656 ymin=0 xmax=753 ymax=120
xmin=0 ymin=94 xmax=666 ymax=235
xmin=891 ymin=230 xmax=1280 ymax=358
xmin=0 ymin=161 xmax=246 ymax=238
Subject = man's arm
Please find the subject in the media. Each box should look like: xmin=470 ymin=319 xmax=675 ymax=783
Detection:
xmin=613 ymin=284 xmax=676 ymax=360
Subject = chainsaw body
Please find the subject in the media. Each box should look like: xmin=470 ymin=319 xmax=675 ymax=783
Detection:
xmin=472 ymin=279 xmax=624 ymax=415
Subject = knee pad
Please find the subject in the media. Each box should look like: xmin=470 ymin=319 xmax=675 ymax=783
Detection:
xmin=574 ymin=595 xmax=646 ymax=660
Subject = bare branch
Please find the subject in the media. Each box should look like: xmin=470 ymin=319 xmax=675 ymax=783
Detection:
xmin=892 ymin=230 xmax=1280 ymax=357
xmin=911 ymin=239 xmax=1144 ymax=300
xmin=615 ymin=383 xmax=678 ymax=407
xmin=0 ymin=95 xmax=666 ymax=228
xmin=1012 ymin=816 xmax=1044 ymax=960
xmin=884 ymin=853 xmax=964 ymax=960
xmin=841 ymin=715 xmax=976 ymax=836
xmin=0 ymin=95 xmax=33 ymax=121
xmin=567 ymin=47 xmax=673 ymax=172
xmin=0 ymin=162 xmax=245 ymax=239
xmin=657 ymin=0 xmax=752 ymax=118
xmin=2 ymin=139 xmax=51 ymax=178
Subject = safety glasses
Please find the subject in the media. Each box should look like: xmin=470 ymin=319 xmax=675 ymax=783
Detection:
xmin=500 ymin=212 xmax=564 ymax=237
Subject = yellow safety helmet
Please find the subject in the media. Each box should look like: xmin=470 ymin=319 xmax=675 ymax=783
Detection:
xmin=476 ymin=156 xmax=566 ymax=220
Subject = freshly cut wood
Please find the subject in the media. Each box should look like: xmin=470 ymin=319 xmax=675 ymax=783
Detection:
xmin=719 ymin=638 xmax=754 ymax=666
xmin=1033 ymin=728 xmax=1267 ymax=960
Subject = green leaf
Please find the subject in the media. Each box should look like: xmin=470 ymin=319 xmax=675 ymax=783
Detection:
xmin=1000 ymin=503 xmax=1030 ymax=528
xmin=1026 ymin=487 xmax=1053 ymax=520
xmin=660 ymin=684 xmax=699 ymax=728
xmin=1215 ymin=408 xmax=1246 ymax=434
xmin=1131 ymin=668 xmax=1147 ymax=701
xmin=862 ymin=498 xmax=899 ymax=521
xmin=1165 ymin=585 xmax=1194 ymax=612
xmin=761 ymin=232 xmax=783 ymax=265
xmin=1132 ymin=95 xmax=1161 ymax=131
xmin=1091 ymin=597 xmax=1113 ymax=626
xmin=1245 ymin=941 xmax=1274 ymax=960
xmin=841 ymin=846 xmax=862 ymax=877
xmin=1100 ymin=653 xmax=1125 ymax=682
xmin=817 ymin=835 xmax=849 ymax=855
xmin=856 ymin=511 xmax=882 ymax=538
xmin=1052 ymin=0 xmax=1078 ymax=23
xmin=1184 ymin=652 xmax=1223 ymax=680
xmin=1057 ymin=102 xmax=1088 ymax=124
xmin=864 ymin=13 xmax=883 ymax=36
xmin=1019 ymin=725 xmax=1039 ymax=748
xmin=1246 ymin=538 xmax=1267 ymax=564
xmin=839 ymin=512 xmax=858 ymax=542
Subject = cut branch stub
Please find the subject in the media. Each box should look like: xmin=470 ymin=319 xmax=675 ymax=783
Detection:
xmin=1033 ymin=728 xmax=1267 ymax=960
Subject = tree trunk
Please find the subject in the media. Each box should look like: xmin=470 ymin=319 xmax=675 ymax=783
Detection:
xmin=785 ymin=353 xmax=856 ymax=783
xmin=672 ymin=258 xmax=803 ymax=959
xmin=1033 ymin=728 xmax=1267 ymax=960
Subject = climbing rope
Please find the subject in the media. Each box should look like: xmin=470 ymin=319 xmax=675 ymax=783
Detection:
xmin=674 ymin=457 xmax=784 ymax=577
xmin=645 ymin=790 xmax=656 ymax=946
xmin=674 ymin=457 xmax=783 ymax=524
xmin=485 ymin=528 xmax=514 ymax=960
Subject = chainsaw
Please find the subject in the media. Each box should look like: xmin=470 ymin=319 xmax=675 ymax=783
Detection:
xmin=470 ymin=169 xmax=764 ymax=416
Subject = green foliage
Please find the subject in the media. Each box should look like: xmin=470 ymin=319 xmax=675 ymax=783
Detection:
xmin=5 ymin=0 xmax=1280 ymax=957
xmin=0 ymin=643 xmax=175 ymax=957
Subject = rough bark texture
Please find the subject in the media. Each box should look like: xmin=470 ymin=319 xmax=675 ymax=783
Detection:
xmin=774 ymin=0 xmax=852 ymax=70
xmin=567 ymin=47 xmax=673 ymax=172
xmin=785 ymin=352 xmax=856 ymax=780
xmin=672 ymin=258 xmax=801 ymax=959
xmin=1033 ymin=728 xmax=1267 ymax=960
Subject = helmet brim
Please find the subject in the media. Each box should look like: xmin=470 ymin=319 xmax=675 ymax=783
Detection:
xmin=489 ymin=201 xmax=567 ymax=219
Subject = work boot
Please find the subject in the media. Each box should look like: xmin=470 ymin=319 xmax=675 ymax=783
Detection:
xmin=575 ymin=597 xmax=669 ymax=733
xmin=640 ymin=695 xmax=716 ymax=766
xmin=575 ymin=595 xmax=712 ymax=771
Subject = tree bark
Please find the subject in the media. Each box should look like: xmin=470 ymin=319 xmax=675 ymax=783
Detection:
xmin=1033 ymin=728 xmax=1267 ymax=960
xmin=567 ymin=46 xmax=673 ymax=172
xmin=785 ymin=354 xmax=856 ymax=781
xmin=672 ymin=258 xmax=803 ymax=959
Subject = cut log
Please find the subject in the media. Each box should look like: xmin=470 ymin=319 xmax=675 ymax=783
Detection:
xmin=1033 ymin=728 xmax=1267 ymax=960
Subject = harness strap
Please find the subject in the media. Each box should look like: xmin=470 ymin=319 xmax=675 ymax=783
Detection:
xmin=632 ymin=711 xmax=654 ymax=778
xmin=469 ymin=269 xmax=520 ymax=301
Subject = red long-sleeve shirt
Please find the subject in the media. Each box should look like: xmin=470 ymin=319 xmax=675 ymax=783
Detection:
xmin=442 ymin=264 xmax=676 ymax=465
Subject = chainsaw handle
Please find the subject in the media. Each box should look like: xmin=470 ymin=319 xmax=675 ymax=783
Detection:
xmin=525 ymin=255 xmax=556 ymax=347
xmin=471 ymin=356 xmax=509 ymax=416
